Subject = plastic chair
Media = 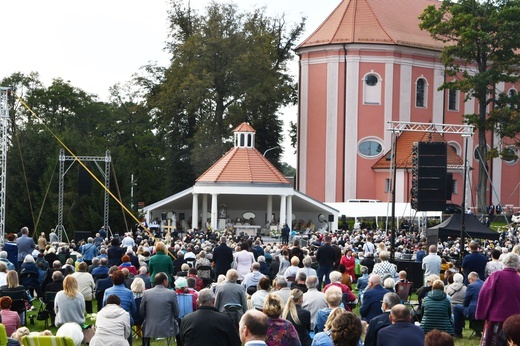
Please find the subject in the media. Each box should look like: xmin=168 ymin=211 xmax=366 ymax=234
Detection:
xmin=21 ymin=335 xmax=75 ymax=346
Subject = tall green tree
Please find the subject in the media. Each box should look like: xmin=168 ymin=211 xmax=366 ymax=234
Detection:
xmin=143 ymin=0 xmax=305 ymax=192
xmin=419 ymin=0 xmax=520 ymax=212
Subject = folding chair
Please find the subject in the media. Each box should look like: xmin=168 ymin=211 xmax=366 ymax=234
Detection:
xmin=396 ymin=281 xmax=419 ymax=319
xmin=395 ymin=281 xmax=413 ymax=303
xmin=42 ymin=291 xmax=57 ymax=328
xmin=177 ymin=293 xmax=194 ymax=318
xmin=1 ymin=288 xmax=29 ymax=326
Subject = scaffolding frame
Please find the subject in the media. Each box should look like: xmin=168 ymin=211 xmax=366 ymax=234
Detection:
xmin=0 ymin=88 xmax=10 ymax=244
xmin=56 ymin=149 xmax=111 ymax=242
xmin=387 ymin=121 xmax=475 ymax=261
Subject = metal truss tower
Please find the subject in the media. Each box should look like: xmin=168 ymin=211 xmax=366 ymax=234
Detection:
xmin=0 ymin=88 xmax=10 ymax=244
xmin=56 ymin=149 xmax=111 ymax=242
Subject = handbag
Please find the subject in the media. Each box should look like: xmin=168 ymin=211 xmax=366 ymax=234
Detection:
xmin=37 ymin=310 xmax=49 ymax=321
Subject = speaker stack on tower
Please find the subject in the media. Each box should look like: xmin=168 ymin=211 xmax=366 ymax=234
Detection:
xmin=411 ymin=141 xmax=448 ymax=211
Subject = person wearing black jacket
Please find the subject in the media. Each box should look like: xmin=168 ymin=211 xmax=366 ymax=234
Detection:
xmin=316 ymin=236 xmax=336 ymax=290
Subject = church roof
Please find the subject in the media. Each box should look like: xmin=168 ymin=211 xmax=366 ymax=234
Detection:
xmin=372 ymin=131 xmax=463 ymax=169
xmin=297 ymin=0 xmax=443 ymax=50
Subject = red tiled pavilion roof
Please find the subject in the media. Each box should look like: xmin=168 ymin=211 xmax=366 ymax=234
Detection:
xmin=196 ymin=122 xmax=290 ymax=185
xmin=372 ymin=132 xmax=463 ymax=169
xmin=233 ymin=122 xmax=256 ymax=133
xmin=297 ymin=0 xmax=443 ymax=50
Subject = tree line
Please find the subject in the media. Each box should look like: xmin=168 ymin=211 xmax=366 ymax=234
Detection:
xmin=0 ymin=1 xmax=304 ymax=237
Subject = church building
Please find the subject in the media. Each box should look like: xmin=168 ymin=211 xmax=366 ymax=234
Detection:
xmin=295 ymin=0 xmax=520 ymax=212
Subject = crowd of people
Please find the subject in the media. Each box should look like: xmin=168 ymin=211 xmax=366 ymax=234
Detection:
xmin=0 ymin=218 xmax=519 ymax=346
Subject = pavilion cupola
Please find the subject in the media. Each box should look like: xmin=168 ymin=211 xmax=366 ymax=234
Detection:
xmin=233 ymin=122 xmax=256 ymax=149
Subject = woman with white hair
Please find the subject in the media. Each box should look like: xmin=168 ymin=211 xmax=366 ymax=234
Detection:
xmin=19 ymin=255 xmax=39 ymax=299
xmin=445 ymin=272 xmax=466 ymax=309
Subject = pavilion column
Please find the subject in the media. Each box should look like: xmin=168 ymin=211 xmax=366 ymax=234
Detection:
xmin=202 ymin=194 xmax=208 ymax=230
xmin=279 ymin=195 xmax=287 ymax=227
xmin=192 ymin=193 xmax=199 ymax=230
xmin=266 ymin=195 xmax=273 ymax=224
xmin=211 ymin=194 xmax=218 ymax=230
xmin=286 ymin=195 xmax=293 ymax=228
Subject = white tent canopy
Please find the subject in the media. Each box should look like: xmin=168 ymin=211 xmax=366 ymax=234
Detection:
xmin=326 ymin=202 xmax=442 ymax=227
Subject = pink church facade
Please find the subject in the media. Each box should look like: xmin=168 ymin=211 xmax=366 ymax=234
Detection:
xmin=295 ymin=0 xmax=520 ymax=212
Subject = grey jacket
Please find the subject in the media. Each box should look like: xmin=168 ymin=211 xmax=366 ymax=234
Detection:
xmin=140 ymin=284 xmax=179 ymax=338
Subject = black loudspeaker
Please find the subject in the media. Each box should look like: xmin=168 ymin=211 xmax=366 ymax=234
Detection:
xmin=426 ymin=229 xmax=439 ymax=250
xmin=78 ymin=166 xmax=92 ymax=195
xmin=74 ymin=231 xmax=91 ymax=243
xmin=446 ymin=173 xmax=453 ymax=200
xmin=161 ymin=212 xmax=167 ymax=221
xmin=328 ymin=215 xmax=334 ymax=222
xmin=179 ymin=213 xmax=185 ymax=220
xmin=411 ymin=142 xmax=447 ymax=211
xmin=394 ymin=260 xmax=424 ymax=291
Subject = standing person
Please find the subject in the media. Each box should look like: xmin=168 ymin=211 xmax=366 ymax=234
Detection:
xmin=148 ymin=242 xmax=174 ymax=286
xmin=16 ymin=227 xmax=35 ymax=270
xmin=485 ymin=249 xmax=504 ymax=279
xmin=38 ymin=232 xmax=47 ymax=251
xmin=339 ymin=248 xmax=356 ymax=282
xmin=476 ymin=253 xmax=520 ymax=346
xmin=49 ymin=229 xmax=59 ymax=244
xmin=316 ymin=236 xmax=335 ymax=290
xmin=363 ymin=236 xmax=376 ymax=257
xmin=54 ymin=275 xmax=85 ymax=328
xmin=263 ymin=293 xmax=301 ymax=346
xmin=302 ymin=275 xmax=327 ymax=331
xmin=235 ymin=243 xmax=255 ymax=282
xmin=140 ymin=272 xmax=179 ymax=346
xmin=281 ymin=224 xmax=290 ymax=246
xmin=107 ymin=238 xmax=125 ymax=267
xmin=282 ymin=289 xmax=312 ymax=346
xmin=4 ymin=234 xmax=18 ymax=272
xmin=90 ymin=294 xmax=131 ymax=346
xmin=180 ymin=288 xmax=241 ymax=346
xmin=461 ymin=241 xmax=487 ymax=285
xmin=376 ymin=304 xmax=425 ymax=346
xmin=80 ymin=238 xmax=98 ymax=266
xmin=239 ymin=309 xmax=269 ymax=346
xmin=422 ymin=245 xmax=441 ymax=285
xmin=213 ymin=236 xmax=234 ymax=277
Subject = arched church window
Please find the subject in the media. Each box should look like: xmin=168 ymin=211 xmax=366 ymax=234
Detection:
xmin=416 ymin=78 xmax=427 ymax=108
xmin=363 ymin=72 xmax=382 ymax=105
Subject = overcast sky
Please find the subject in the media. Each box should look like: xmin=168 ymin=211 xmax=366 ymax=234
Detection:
xmin=0 ymin=0 xmax=340 ymax=166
